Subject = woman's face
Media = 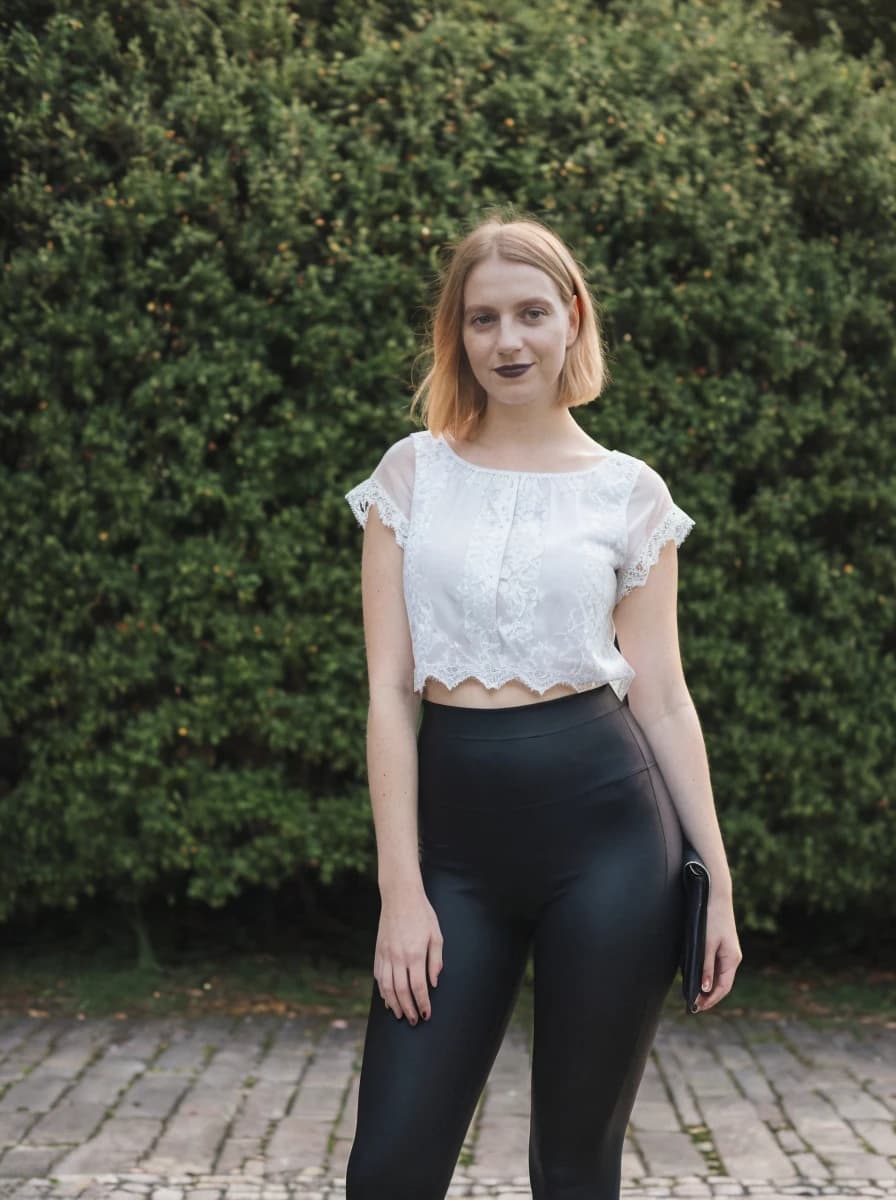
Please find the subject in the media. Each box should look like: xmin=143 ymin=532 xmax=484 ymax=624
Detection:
xmin=461 ymin=254 xmax=579 ymax=409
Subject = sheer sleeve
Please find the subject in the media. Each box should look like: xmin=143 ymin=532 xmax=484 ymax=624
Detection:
xmin=344 ymin=434 xmax=416 ymax=549
xmin=615 ymin=461 xmax=695 ymax=603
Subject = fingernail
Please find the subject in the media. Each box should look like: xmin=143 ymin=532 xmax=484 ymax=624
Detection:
xmin=702 ymin=979 xmax=711 ymax=991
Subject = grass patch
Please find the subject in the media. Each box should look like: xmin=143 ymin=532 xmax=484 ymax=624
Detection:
xmin=2 ymin=945 xmax=893 ymax=1029
xmin=3 ymin=889 xmax=892 ymax=1028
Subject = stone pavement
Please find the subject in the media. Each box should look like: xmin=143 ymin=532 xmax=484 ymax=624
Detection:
xmin=0 ymin=1010 xmax=893 ymax=1199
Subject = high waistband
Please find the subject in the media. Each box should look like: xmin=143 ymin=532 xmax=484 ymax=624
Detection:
xmin=419 ymin=682 xmax=623 ymax=740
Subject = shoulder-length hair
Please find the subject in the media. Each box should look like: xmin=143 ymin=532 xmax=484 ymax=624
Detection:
xmin=409 ymin=208 xmax=611 ymax=439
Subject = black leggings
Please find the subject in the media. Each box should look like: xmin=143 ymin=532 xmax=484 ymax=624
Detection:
xmin=346 ymin=683 xmax=685 ymax=1200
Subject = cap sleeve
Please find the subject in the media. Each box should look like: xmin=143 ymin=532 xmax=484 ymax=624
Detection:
xmin=615 ymin=461 xmax=695 ymax=603
xmin=344 ymin=434 xmax=415 ymax=548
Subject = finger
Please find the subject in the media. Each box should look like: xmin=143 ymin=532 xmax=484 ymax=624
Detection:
xmin=376 ymin=977 xmax=389 ymax=1009
xmin=697 ymin=958 xmax=741 ymax=1010
xmin=429 ymin=939 xmax=443 ymax=989
xmin=695 ymin=945 xmax=720 ymax=1011
xmin=701 ymin=940 xmax=720 ymax=997
xmin=697 ymin=981 xmax=730 ymax=1011
xmin=699 ymin=936 xmax=737 ymax=995
xmin=393 ymin=962 xmax=419 ymax=1024
xmin=410 ymin=965 xmax=431 ymax=1021
xmin=380 ymin=962 xmax=399 ymax=1019
xmin=714 ymin=953 xmax=741 ymax=989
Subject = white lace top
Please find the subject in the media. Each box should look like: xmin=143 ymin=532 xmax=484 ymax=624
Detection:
xmin=344 ymin=429 xmax=695 ymax=701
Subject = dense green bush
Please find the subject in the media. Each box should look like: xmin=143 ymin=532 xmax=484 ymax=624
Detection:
xmin=1 ymin=0 xmax=893 ymax=942
xmin=759 ymin=0 xmax=896 ymax=62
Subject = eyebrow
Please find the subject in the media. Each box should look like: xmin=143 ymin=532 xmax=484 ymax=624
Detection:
xmin=463 ymin=296 xmax=555 ymax=314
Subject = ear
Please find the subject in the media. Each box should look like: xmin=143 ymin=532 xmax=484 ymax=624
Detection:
xmin=566 ymin=293 xmax=581 ymax=347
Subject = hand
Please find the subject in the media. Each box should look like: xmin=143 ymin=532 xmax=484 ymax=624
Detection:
xmin=374 ymin=885 xmax=443 ymax=1026
xmin=694 ymin=892 xmax=743 ymax=1012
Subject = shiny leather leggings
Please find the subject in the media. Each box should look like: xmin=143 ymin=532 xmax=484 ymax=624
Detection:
xmin=346 ymin=683 xmax=684 ymax=1200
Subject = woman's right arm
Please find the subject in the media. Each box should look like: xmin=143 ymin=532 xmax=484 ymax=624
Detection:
xmin=359 ymin=505 xmax=443 ymax=1026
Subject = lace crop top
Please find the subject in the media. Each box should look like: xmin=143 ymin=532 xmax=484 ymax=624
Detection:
xmin=344 ymin=429 xmax=695 ymax=701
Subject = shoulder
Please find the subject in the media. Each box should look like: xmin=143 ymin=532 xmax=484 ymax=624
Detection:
xmin=377 ymin=430 xmax=417 ymax=461
xmin=614 ymin=451 xmax=673 ymax=505
xmin=371 ymin=431 xmax=420 ymax=474
xmin=615 ymin=448 xmax=669 ymax=483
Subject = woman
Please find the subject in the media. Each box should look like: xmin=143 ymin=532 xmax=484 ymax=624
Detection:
xmin=343 ymin=210 xmax=742 ymax=1200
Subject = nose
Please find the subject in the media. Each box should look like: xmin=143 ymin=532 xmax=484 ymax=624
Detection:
xmin=496 ymin=315 xmax=523 ymax=355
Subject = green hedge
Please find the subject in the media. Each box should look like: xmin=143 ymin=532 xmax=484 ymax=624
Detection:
xmin=1 ymin=0 xmax=894 ymax=940
xmin=760 ymin=0 xmax=896 ymax=62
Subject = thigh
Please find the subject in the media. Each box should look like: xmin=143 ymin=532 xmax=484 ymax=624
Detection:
xmin=528 ymin=765 xmax=684 ymax=1198
xmin=346 ymin=864 xmax=531 ymax=1200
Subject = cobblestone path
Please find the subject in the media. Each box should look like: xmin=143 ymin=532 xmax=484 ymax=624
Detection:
xmin=0 ymin=1012 xmax=893 ymax=1199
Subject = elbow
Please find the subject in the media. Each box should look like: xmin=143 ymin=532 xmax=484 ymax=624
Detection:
xmin=626 ymin=670 xmax=692 ymax=731
xmin=368 ymin=681 xmax=420 ymax=728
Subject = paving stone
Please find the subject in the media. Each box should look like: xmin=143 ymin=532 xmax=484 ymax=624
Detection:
xmin=638 ymin=1130 xmax=706 ymax=1176
xmin=821 ymin=1090 xmax=892 ymax=1122
xmin=658 ymin=1070 xmax=703 ymax=1128
xmin=790 ymin=1151 xmax=831 ymax=1178
xmin=25 ymin=1099 xmax=109 ymax=1146
xmin=214 ymin=1138 xmax=259 ymax=1174
xmin=621 ymin=1146 xmax=646 ymax=1179
xmin=264 ymin=1117 xmax=333 ymax=1172
xmin=0 ymin=1143 xmax=62 ymax=1177
xmin=826 ymin=1152 xmax=896 ymax=1180
xmin=0 ymin=1021 xmax=37 ymax=1058
xmin=0 ymin=1111 xmax=36 ymax=1146
xmin=775 ymin=1123 xmax=806 ymax=1153
xmin=702 ymin=1095 xmax=795 ymax=1179
xmin=116 ymin=1074 xmax=190 ymax=1121
xmin=852 ymin=1120 xmax=896 ymax=1157
xmin=52 ymin=1117 xmax=162 ymax=1173
xmin=142 ymin=1110 xmax=235 ymax=1174
xmin=632 ymin=1100 xmax=687 ymax=1132
xmin=785 ymin=1112 xmax=868 ymax=1157
xmin=0 ymin=1073 xmax=72 ymax=1115
xmin=0 ymin=1015 xmax=894 ymax=1195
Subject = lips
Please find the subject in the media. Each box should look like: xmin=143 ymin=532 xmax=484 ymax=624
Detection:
xmin=495 ymin=364 xmax=533 ymax=377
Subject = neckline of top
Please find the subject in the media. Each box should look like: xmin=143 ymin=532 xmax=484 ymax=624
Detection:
xmin=432 ymin=432 xmax=618 ymax=479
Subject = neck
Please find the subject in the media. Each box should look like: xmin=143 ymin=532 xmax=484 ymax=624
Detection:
xmin=471 ymin=407 xmax=583 ymax=448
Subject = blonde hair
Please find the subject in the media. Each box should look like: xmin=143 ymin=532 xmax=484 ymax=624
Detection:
xmin=409 ymin=207 xmax=611 ymax=439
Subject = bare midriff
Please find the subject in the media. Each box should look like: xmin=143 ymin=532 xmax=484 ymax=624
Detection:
xmin=421 ymin=676 xmax=603 ymax=710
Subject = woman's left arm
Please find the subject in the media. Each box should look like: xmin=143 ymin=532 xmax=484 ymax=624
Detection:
xmin=613 ymin=538 xmax=743 ymax=1013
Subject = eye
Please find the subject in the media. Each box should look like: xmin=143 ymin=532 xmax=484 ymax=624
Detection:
xmin=470 ymin=313 xmax=494 ymax=327
xmin=525 ymin=308 xmax=547 ymax=320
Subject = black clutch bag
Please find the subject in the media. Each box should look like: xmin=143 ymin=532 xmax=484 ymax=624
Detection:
xmin=680 ymin=840 xmax=710 ymax=1014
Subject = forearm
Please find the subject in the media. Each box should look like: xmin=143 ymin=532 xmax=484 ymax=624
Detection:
xmin=366 ymin=686 xmax=424 ymax=899
xmin=633 ymin=695 xmax=733 ymax=898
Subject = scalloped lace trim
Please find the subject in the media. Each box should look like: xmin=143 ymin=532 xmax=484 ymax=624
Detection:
xmin=417 ymin=669 xmax=634 ymax=702
xmin=616 ymin=503 xmax=695 ymax=602
xmin=344 ymin=478 xmax=409 ymax=548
